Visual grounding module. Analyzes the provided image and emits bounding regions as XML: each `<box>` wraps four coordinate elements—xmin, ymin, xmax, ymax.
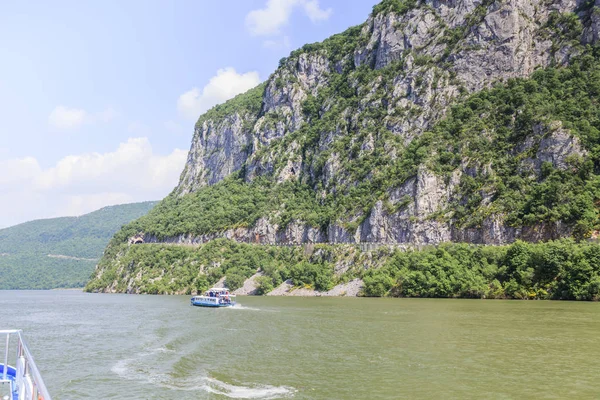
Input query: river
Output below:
<box><xmin>1</xmin><ymin>290</ymin><xmax>599</xmax><ymax>399</ymax></box>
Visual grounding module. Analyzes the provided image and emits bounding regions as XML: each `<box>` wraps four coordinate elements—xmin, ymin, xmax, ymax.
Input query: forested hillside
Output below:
<box><xmin>87</xmin><ymin>0</ymin><xmax>600</xmax><ymax>299</ymax></box>
<box><xmin>85</xmin><ymin>238</ymin><xmax>600</xmax><ymax>301</ymax></box>
<box><xmin>0</xmin><ymin>201</ymin><xmax>156</xmax><ymax>289</ymax></box>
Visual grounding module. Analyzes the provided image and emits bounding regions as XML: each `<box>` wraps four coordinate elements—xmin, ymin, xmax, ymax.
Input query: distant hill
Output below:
<box><xmin>0</xmin><ymin>201</ymin><xmax>157</xmax><ymax>289</ymax></box>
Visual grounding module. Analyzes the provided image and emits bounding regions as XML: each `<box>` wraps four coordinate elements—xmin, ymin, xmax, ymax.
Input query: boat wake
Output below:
<box><xmin>202</xmin><ymin>377</ymin><xmax>295</xmax><ymax>399</ymax></box>
<box><xmin>112</xmin><ymin>351</ymin><xmax>294</xmax><ymax>399</ymax></box>
<box><xmin>227</xmin><ymin>304</ymin><xmax>263</xmax><ymax>311</ymax></box>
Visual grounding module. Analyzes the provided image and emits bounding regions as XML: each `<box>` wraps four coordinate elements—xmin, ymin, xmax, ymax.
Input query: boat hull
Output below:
<box><xmin>0</xmin><ymin>364</ymin><xmax>17</xmax><ymax>399</ymax></box>
<box><xmin>190</xmin><ymin>289</ymin><xmax>236</xmax><ymax>308</ymax></box>
<box><xmin>190</xmin><ymin>300</ymin><xmax>235</xmax><ymax>307</ymax></box>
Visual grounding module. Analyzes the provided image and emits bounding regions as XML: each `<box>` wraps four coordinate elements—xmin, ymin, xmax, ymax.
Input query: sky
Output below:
<box><xmin>0</xmin><ymin>0</ymin><xmax>379</xmax><ymax>228</ymax></box>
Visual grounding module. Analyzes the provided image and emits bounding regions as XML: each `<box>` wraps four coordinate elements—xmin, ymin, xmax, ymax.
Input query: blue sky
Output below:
<box><xmin>0</xmin><ymin>0</ymin><xmax>379</xmax><ymax>228</ymax></box>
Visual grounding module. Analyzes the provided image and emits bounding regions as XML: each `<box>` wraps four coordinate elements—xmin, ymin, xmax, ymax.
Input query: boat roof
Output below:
<box><xmin>208</xmin><ymin>288</ymin><xmax>229</xmax><ymax>291</ymax></box>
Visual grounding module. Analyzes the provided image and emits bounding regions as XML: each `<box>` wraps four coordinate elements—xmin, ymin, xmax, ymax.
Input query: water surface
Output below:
<box><xmin>1</xmin><ymin>291</ymin><xmax>599</xmax><ymax>399</ymax></box>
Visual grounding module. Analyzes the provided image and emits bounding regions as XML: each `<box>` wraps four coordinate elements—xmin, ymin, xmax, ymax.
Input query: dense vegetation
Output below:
<box><xmin>195</xmin><ymin>83</ymin><xmax>266</xmax><ymax>130</ymax></box>
<box><xmin>0</xmin><ymin>201</ymin><xmax>156</xmax><ymax>289</ymax></box>
<box><xmin>110</xmin><ymin>49</ymin><xmax>600</xmax><ymax>241</ymax></box>
<box><xmin>116</xmin><ymin>176</ymin><xmax>332</xmax><ymax>240</ymax></box>
<box><xmin>372</xmin><ymin>0</ymin><xmax>418</xmax><ymax>16</ymax></box>
<box><xmin>85</xmin><ymin>239</ymin><xmax>336</xmax><ymax>294</ymax></box>
<box><xmin>364</xmin><ymin>239</ymin><xmax>600</xmax><ymax>300</ymax></box>
<box><xmin>87</xmin><ymin>238</ymin><xmax>600</xmax><ymax>301</ymax></box>
<box><xmin>429</xmin><ymin>50</ymin><xmax>600</xmax><ymax>235</ymax></box>
<box><xmin>88</xmin><ymin>3</ymin><xmax>600</xmax><ymax>300</ymax></box>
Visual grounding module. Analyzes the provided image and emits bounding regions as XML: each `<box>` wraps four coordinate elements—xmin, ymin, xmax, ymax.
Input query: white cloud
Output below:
<box><xmin>0</xmin><ymin>157</ymin><xmax>42</xmax><ymax>187</ymax></box>
<box><xmin>246</xmin><ymin>0</ymin><xmax>297</xmax><ymax>36</ymax></box>
<box><xmin>35</xmin><ymin>137</ymin><xmax>186</xmax><ymax>191</ymax></box>
<box><xmin>177</xmin><ymin>68</ymin><xmax>260</xmax><ymax>120</ymax></box>
<box><xmin>0</xmin><ymin>138</ymin><xmax>187</xmax><ymax>228</ymax></box>
<box><xmin>303</xmin><ymin>0</ymin><xmax>332</xmax><ymax>22</ymax></box>
<box><xmin>246</xmin><ymin>0</ymin><xmax>332</xmax><ymax>36</ymax></box>
<box><xmin>48</xmin><ymin>106</ymin><xmax>119</xmax><ymax>130</ymax></box>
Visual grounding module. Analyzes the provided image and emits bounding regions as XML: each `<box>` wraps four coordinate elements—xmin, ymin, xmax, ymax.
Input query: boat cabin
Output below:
<box><xmin>190</xmin><ymin>288</ymin><xmax>236</xmax><ymax>307</ymax></box>
<box><xmin>204</xmin><ymin>288</ymin><xmax>232</xmax><ymax>297</ymax></box>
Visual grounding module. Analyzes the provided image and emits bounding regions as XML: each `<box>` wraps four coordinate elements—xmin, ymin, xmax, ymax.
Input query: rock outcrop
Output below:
<box><xmin>179</xmin><ymin>0</ymin><xmax>590</xmax><ymax>188</ymax></box>
<box><xmin>80</xmin><ymin>0</ymin><xmax>597</xmax><ymax>271</ymax></box>
<box><xmin>87</xmin><ymin>0</ymin><xmax>600</xmax><ymax>297</ymax></box>
<box><xmin>164</xmin><ymin>0</ymin><xmax>599</xmax><ymax>246</ymax></box>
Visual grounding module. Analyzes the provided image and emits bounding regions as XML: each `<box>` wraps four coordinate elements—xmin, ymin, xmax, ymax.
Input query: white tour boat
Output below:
<box><xmin>0</xmin><ymin>330</ymin><xmax>52</xmax><ymax>400</ymax></box>
<box><xmin>190</xmin><ymin>288</ymin><xmax>236</xmax><ymax>307</ymax></box>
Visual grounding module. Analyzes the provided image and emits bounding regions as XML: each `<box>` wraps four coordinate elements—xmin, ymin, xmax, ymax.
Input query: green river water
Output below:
<box><xmin>1</xmin><ymin>290</ymin><xmax>600</xmax><ymax>399</ymax></box>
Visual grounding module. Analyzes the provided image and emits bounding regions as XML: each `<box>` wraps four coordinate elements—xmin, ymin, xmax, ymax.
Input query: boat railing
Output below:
<box><xmin>0</xmin><ymin>330</ymin><xmax>52</xmax><ymax>400</ymax></box>
<box><xmin>202</xmin><ymin>291</ymin><xmax>236</xmax><ymax>297</ymax></box>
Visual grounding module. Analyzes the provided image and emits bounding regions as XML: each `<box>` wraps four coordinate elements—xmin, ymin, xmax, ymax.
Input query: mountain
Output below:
<box><xmin>0</xmin><ymin>201</ymin><xmax>157</xmax><ymax>289</ymax></box>
<box><xmin>86</xmin><ymin>0</ymin><xmax>600</xmax><ymax>299</ymax></box>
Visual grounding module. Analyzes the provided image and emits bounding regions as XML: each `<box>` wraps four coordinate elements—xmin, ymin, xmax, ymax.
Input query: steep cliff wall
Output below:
<box><xmin>179</xmin><ymin>0</ymin><xmax>590</xmax><ymax>187</ymax></box>
<box><xmin>147</xmin><ymin>0</ymin><xmax>599</xmax><ymax>247</ymax></box>
<box><xmin>84</xmin><ymin>0</ymin><xmax>600</xmax><ymax>295</ymax></box>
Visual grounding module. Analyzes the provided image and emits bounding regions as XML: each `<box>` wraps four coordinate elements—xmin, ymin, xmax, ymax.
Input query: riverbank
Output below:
<box><xmin>229</xmin><ymin>273</ymin><xmax>364</xmax><ymax>297</ymax></box>
<box><xmin>85</xmin><ymin>238</ymin><xmax>600</xmax><ymax>300</ymax></box>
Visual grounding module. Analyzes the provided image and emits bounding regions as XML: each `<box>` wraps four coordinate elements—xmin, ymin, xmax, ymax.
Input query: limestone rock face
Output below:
<box><xmin>178</xmin><ymin>113</ymin><xmax>253</xmax><ymax>195</ymax></box>
<box><xmin>520</xmin><ymin>122</ymin><xmax>587</xmax><ymax>174</ymax></box>
<box><xmin>170</xmin><ymin>0</ymin><xmax>598</xmax><ymax>245</ymax></box>
<box><xmin>359</xmin><ymin>167</ymin><xmax>455</xmax><ymax>244</ymax></box>
<box><xmin>535</xmin><ymin>124</ymin><xmax>587</xmax><ymax>171</ymax></box>
<box><xmin>583</xmin><ymin>0</ymin><xmax>600</xmax><ymax>43</ymax></box>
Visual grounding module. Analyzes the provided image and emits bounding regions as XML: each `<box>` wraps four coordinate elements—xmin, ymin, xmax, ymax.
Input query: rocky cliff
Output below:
<box><xmin>86</xmin><ymin>0</ymin><xmax>600</xmax><ymax>296</ymax></box>
<box><xmin>165</xmin><ymin>0</ymin><xmax>600</xmax><ymax>245</ymax></box>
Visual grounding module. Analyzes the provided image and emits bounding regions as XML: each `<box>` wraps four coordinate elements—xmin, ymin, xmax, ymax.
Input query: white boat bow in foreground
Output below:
<box><xmin>0</xmin><ymin>330</ymin><xmax>51</xmax><ymax>400</ymax></box>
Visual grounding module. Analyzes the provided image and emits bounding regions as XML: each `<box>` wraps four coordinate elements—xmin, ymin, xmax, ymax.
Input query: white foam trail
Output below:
<box><xmin>111</xmin><ymin>359</ymin><xmax>131</xmax><ymax>378</ymax></box>
<box><xmin>112</xmin><ymin>356</ymin><xmax>295</xmax><ymax>399</ymax></box>
<box><xmin>150</xmin><ymin>346</ymin><xmax>174</xmax><ymax>353</ymax></box>
<box><xmin>111</xmin><ymin>357</ymin><xmax>173</xmax><ymax>387</ymax></box>
<box><xmin>228</xmin><ymin>304</ymin><xmax>262</xmax><ymax>311</ymax></box>
<box><xmin>228</xmin><ymin>304</ymin><xmax>280</xmax><ymax>313</ymax></box>
<box><xmin>202</xmin><ymin>377</ymin><xmax>295</xmax><ymax>399</ymax></box>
